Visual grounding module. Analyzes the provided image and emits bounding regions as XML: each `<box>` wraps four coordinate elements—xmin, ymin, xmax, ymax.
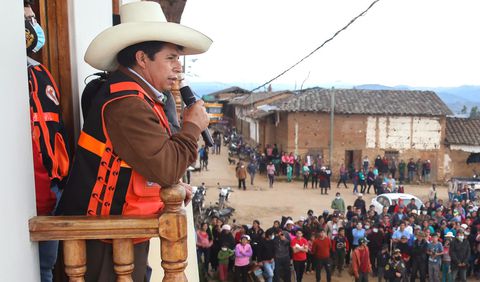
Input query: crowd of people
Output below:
<box><xmin>222</xmin><ymin>137</ymin><xmax>437</xmax><ymax>196</ymax></box>
<box><xmin>196</xmin><ymin>190</ymin><xmax>480</xmax><ymax>282</ymax></box>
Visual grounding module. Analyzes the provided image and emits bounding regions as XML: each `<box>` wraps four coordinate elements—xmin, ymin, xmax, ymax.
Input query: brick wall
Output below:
<box><xmin>260</xmin><ymin>112</ymin><xmax>448</xmax><ymax>181</ymax></box>
<box><xmin>445</xmin><ymin>149</ymin><xmax>480</xmax><ymax>180</ymax></box>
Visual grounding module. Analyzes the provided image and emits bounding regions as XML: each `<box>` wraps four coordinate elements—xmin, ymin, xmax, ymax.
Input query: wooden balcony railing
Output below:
<box><xmin>29</xmin><ymin>184</ymin><xmax>188</xmax><ymax>282</ymax></box>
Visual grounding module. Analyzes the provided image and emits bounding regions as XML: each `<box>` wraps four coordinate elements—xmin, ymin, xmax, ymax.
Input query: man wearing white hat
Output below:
<box><xmin>57</xmin><ymin>1</ymin><xmax>212</xmax><ymax>280</ymax></box>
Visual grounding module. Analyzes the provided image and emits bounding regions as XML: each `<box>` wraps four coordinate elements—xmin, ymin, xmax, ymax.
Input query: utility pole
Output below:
<box><xmin>329</xmin><ymin>88</ymin><xmax>335</xmax><ymax>167</ymax></box>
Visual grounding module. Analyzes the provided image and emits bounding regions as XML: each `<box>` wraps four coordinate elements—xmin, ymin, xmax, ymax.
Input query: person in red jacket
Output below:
<box><xmin>291</xmin><ymin>229</ymin><xmax>309</xmax><ymax>282</ymax></box>
<box><xmin>312</xmin><ymin>229</ymin><xmax>332</xmax><ymax>282</ymax></box>
<box><xmin>352</xmin><ymin>238</ymin><xmax>372</xmax><ymax>282</ymax></box>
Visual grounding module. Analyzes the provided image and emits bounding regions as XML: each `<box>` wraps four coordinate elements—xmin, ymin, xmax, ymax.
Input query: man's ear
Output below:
<box><xmin>135</xmin><ymin>50</ymin><xmax>147</xmax><ymax>69</ymax></box>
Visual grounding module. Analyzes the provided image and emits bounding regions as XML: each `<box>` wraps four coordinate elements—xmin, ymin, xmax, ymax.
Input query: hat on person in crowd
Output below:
<box><xmin>241</xmin><ymin>235</ymin><xmax>251</xmax><ymax>241</ymax></box>
<box><xmin>411</xmin><ymin>209</ymin><xmax>418</xmax><ymax>215</ymax></box>
<box><xmin>461</xmin><ymin>223</ymin><xmax>468</xmax><ymax>229</ymax></box>
<box><xmin>323</xmin><ymin>209</ymin><xmax>330</xmax><ymax>214</ymax></box>
<box><xmin>284</xmin><ymin>219</ymin><xmax>294</xmax><ymax>227</ymax></box>
<box><xmin>453</xmin><ymin>210</ymin><xmax>459</xmax><ymax>215</ymax></box>
<box><xmin>414</xmin><ymin>225</ymin><xmax>421</xmax><ymax>230</ymax></box>
<box><xmin>358</xmin><ymin>193</ymin><xmax>363</xmax><ymax>197</ymax></box>
<box><xmin>445</xmin><ymin>232</ymin><xmax>454</xmax><ymax>238</ymax></box>
<box><xmin>393</xmin><ymin>248</ymin><xmax>401</xmax><ymax>254</ymax></box>
<box><xmin>401</xmin><ymin>235</ymin><xmax>408</xmax><ymax>240</ymax></box>
<box><xmin>417</xmin><ymin>231</ymin><xmax>425</xmax><ymax>237</ymax></box>
<box><xmin>358</xmin><ymin>237</ymin><xmax>369</xmax><ymax>244</ymax></box>
<box><xmin>221</xmin><ymin>224</ymin><xmax>231</xmax><ymax>231</ymax></box>
<box><xmin>298</xmin><ymin>216</ymin><xmax>306</xmax><ymax>222</ymax></box>
<box><xmin>453</xmin><ymin>199</ymin><xmax>459</xmax><ymax>203</ymax></box>
<box><xmin>84</xmin><ymin>1</ymin><xmax>212</xmax><ymax>71</ymax></box>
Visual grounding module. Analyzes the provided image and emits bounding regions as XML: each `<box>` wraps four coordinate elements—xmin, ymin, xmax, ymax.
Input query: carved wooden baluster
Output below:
<box><xmin>159</xmin><ymin>184</ymin><xmax>188</xmax><ymax>282</ymax></box>
<box><xmin>113</xmin><ymin>238</ymin><xmax>134</xmax><ymax>282</ymax></box>
<box><xmin>63</xmin><ymin>240</ymin><xmax>87</xmax><ymax>282</ymax></box>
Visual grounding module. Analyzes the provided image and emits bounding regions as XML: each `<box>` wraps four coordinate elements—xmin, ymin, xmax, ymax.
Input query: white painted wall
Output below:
<box><xmin>366</xmin><ymin>116</ymin><xmax>376</xmax><ymax>148</ymax></box>
<box><xmin>0</xmin><ymin>1</ymin><xmax>40</xmax><ymax>281</ymax></box>
<box><xmin>449</xmin><ymin>145</ymin><xmax>480</xmax><ymax>153</ymax></box>
<box><xmin>412</xmin><ymin>117</ymin><xmax>441</xmax><ymax>150</ymax></box>
<box><xmin>366</xmin><ymin>116</ymin><xmax>441</xmax><ymax>150</ymax></box>
<box><xmin>68</xmin><ymin>0</ymin><xmax>112</xmax><ymax>130</ymax></box>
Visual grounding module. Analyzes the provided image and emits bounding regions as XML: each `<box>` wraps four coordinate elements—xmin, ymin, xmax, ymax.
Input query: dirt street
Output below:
<box><xmin>189</xmin><ymin>145</ymin><xmax>450</xmax><ymax>282</ymax></box>
<box><xmin>193</xmin><ymin>146</ymin><xmax>447</xmax><ymax>227</ymax></box>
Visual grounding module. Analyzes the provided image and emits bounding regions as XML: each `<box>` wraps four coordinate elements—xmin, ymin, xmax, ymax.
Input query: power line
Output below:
<box><xmin>250</xmin><ymin>0</ymin><xmax>382</xmax><ymax>92</ymax></box>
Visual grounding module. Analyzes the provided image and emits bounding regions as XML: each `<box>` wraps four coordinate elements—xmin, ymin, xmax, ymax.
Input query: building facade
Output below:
<box><xmin>444</xmin><ymin>117</ymin><xmax>480</xmax><ymax>178</ymax></box>
<box><xmin>245</xmin><ymin>88</ymin><xmax>453</xmax><ymax>182</ymax></box>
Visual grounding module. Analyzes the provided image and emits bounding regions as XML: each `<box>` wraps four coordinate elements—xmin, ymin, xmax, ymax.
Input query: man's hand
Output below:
<box><xmin>183</xmin><ymin>100</ymin><xmax>209</xmax><ymax>132</ymax></box>
<box><xmin>178</xmin><ymin>182</ymin><xmax>193</xmax><ymax>206</ymax></box>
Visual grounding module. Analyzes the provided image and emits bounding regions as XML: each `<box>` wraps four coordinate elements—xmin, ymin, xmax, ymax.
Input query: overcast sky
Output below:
<box><xmin>179</xmin><ymin>0</ymin><xmax>480</xmax><ymax>88</ymax></box>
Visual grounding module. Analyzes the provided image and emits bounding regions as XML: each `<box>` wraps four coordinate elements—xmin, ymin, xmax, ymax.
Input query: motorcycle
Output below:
<box><xmin>204</xmin><ymin>205</ymin><xmax>235</xmax><ymax>224</ymax></box>
<box><xmin>218</xmin><ymin>185</ymin><xmax>233</xmax><ymax>209</ymax></box>
<box><xmin>192</xmin><ymin>184</ymin><xmax>206</xmax><ymax>215</ymax></box>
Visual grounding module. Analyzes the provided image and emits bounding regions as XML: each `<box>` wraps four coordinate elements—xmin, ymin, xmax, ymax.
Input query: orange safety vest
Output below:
<box><xmin>28</xmin><ymin>63</ymin><xmax>70</xmax><ymax>215</ymax></box>
<box><xmin>60</xmin><ymin>74</ymin><xmax>171</xmax><ymax>220</ymax></box>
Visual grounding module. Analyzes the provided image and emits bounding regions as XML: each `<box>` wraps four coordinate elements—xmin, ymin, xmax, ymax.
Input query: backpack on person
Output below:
<box><xmin>81</xmin><ymin>72</ymin><xmax>109</xmax><ymax>120</ymax></box>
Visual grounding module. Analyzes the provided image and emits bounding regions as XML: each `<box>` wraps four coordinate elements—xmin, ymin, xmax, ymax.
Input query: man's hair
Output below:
<box><xmin>117</xmin><ymin>41</ymin><xmax>166</xmax><ymax>68</ymax></box>
<box><xmin>24</xmin><ymin>0</ymin><xmax>35</xmax><ymax>7</ymax></box>
<box><xmin>117</xmin><ymin>41</ymin><xmax>182</xmax><ymax>68</ymax></box>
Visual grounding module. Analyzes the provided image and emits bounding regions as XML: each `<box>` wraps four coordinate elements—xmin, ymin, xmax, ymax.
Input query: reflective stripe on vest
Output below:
<box><xmin>32</xmin><ymin>112</ymin><xmax>59</xmax><ymax>123</ymax></box>
<box><xmin>78</xmin><ymin>131</ymin><xmax>130</xmax><ymax>168</ymax></box>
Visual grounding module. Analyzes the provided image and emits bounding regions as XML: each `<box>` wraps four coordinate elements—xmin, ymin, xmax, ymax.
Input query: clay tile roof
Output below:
<box><xmin>202</xmin><ymin>87</ymin><xmax>251</xmax><ymax>102</ymax></box>
<box><xmin>276</xmin><ymin>88</ymin><xmax>452</xmax><ymax>116</ymax></box>
<box><xmin>446</xmin><ymin>117</ymin><xmax>480</xmax><ymax>146</ymax></box>
<box><xmin>229</xmin><ymin>90</ymin><xmax>293</xmax><ymax>106</ymax></box>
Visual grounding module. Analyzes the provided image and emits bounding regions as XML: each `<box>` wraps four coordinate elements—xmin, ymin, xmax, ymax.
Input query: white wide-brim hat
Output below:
<box><xmin>85</xmin><ymin>1</ymin><xmax>212</xmax><ymax>72</ymax></box>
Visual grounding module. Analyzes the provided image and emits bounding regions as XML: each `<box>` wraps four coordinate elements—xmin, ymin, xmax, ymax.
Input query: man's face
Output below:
<box><xmin>139</xmin><ymin>43</ymin><xmax>182</xmax><ymax>92</ymax></box>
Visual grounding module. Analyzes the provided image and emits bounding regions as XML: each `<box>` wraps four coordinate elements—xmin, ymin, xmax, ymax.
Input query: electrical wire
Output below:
<box><xmin>250</xmin><ymin>0</ymin><xmax>382</xmax><ymax>92</ymax></box>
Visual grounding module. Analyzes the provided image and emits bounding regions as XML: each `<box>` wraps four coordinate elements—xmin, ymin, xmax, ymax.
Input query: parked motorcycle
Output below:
<box><xmin>218</xmin><ymin>185</ymin><xmax>233</xmax><ymax>209</ymax></box>
<box><xmin>204</xmin><ymin>205</ymin><xmax>235</xmax><ymax>224</ymax></box>
<box><xmin>192</xmin><ymin>184</ymin><xmax>206</xmax><ymax>215</ymax></box>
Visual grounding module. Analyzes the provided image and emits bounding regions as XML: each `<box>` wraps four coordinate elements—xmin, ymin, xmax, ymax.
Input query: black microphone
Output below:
<box><xmin>180</xmin><ymin>86</ymin><xmax>214</xmax><ymax>147</ymax></box>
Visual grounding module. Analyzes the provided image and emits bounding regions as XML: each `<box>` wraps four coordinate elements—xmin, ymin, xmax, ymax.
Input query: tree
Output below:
<box><xmin>461</xmin><ymin>105</ymin><xmax>467</xmax><ymax>115</ymax></box>
<box><xmin>470</xmin><ymin>106</ymin><xmax>480</xmax><ymax>118</ymax></box>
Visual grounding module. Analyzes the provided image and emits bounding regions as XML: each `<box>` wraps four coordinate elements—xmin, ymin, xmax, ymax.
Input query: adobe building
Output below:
<box><xmin>229</xmin><ymin>90</ymin><xmax>294</xmax><ymax>141</ymax></box>
<box><xmin>202</xmin><ymin>86</ymin><xmax>250</xmax><ymax>126</ymax></box>
<box><xmin>245</xmin><ymin>88</ymin><xmax>453</xmax><ymax>181</ymax></box>
<box><xmin>444</xmin><ymin>117</ymin><xmax>480</xmax><ymax>178</ymax></box>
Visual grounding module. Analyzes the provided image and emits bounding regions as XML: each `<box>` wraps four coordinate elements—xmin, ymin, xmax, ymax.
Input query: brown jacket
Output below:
<box><xmin>352</xmin><ymin>246</ymin><xmax>372</xmax><ymax>277</ymax></box>
<box><xmin>236</xmin><ymin>163</ymin><xmax>247</xmax><ymax>180</ymax></box>
<box><xmin>104</xmin><ymin>68</ymin><xmax>201</xmax><ymax>187</ymax></box>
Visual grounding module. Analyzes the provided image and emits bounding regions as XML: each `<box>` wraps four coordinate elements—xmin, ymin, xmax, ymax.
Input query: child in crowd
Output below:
<box><xmin>217</xmin><ymin>243</ymin><xmax>235</xmax><ymax>282</ymax></box>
